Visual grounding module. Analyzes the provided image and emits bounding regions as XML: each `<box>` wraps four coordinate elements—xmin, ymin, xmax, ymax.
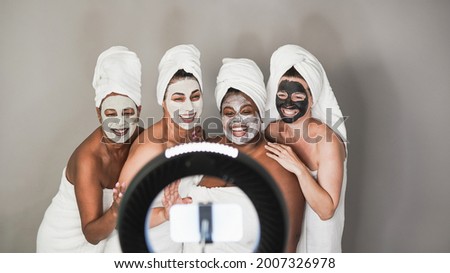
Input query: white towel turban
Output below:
<box><xmin>215</xmin><ymin>58</ymin><xmax>266</xmax><ymax>119</ymax></box>
<box><xmin>156</xmin><ymin>44</ymin><xmax>203</xmax><ymax>106</ymax></box>
<box><xmin>92</xmin><ymin>46</ymin><xmax>142</xmax><ymax>107</ymax></box>
<box><xmin>266</xmin><ymin>44</ymin><xmax>347</xmax><ymax>142</ymax></box>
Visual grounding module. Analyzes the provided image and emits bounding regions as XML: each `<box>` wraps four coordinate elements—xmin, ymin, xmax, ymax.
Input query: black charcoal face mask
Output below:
<box><xmin>276</xmin><ymin>80</ymin><xmax>309</xmax><ymax>123</ymax></box>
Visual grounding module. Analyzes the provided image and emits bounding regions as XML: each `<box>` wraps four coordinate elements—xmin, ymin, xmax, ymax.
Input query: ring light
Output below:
<box><xmin>118</xmin><ymin>142</ymin><xmax>288</xmax><ymax>252</ymax></box>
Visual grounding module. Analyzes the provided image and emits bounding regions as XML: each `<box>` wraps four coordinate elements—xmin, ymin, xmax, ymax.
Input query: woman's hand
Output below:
<box><xmin>112</xmin><ymin>182</ymin><xmax>126</xmax><ymax>217</ymax></box>
<box><xmin>161</xmin><ymin>180</ymin><xmax>193</xmax><ymax>221</ymax></box>
<box><xmin>265</xmin><ymin>142</ymin><xmax>306</xmax><ymax>176</ymax></box>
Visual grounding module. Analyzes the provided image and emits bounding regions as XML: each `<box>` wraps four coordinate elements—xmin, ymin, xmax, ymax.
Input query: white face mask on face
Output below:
<box><xmin>221</xmin><ymin>93</ymin><xmax>261</xmax><ymax>145</ymax></box>
<box><xmin>164</xmin><ymin>79</ymin><xmax>203</xmax><ymax>130</ymax></box>
<box><xmin>100</xmin><ymin>95</ymin><xmax>138</xmax><ymax>143</ymax></box>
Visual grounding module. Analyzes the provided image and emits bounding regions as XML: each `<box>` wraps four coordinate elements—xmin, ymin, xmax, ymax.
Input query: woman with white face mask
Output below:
<box><xmin>36</xmin><ymin>46</ymin><xmax>143</xmax><ymax>252</ymax></box>
<box><xmin>102</xmin><ymin>45</ymin><xmax>204</xmax><ymax>253</ymax></box>
<box><xmin>117</xmin><ymin>44</ymin><xmax>204</xmax><ymax>189</ymax></box>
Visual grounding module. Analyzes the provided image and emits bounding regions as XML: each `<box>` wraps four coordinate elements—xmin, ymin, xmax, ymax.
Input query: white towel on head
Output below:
<box><xmin>92</xmin><ymin>46</ymin><xmax>142</xmax><ymax>107</ymax></box>
<box><xmin>215</xmin><ymin>58</ymin><xmax>266</xmax><ymax>118</ymax></box>
<box><xmin>266</xmin><ymin>45</ymin><xmax>347</xmax><ymax>143</ymax></box>
<box><xmin>156</xmin><ymin>44</ymin><xmax>203</xmax><ymax>106</ymax></box>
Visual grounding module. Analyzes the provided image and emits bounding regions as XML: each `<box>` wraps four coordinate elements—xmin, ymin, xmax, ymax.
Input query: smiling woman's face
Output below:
<box><xmin>100</xmin><ymin>94</ymin><xmax>138</xmax><ymax>143</ymax></box>
<box><xmin>276</xmin><ymin>76</ymin><xmax>311</xmax><ymax>123</ymax></box>
<box><xmin>164</xmin><ymin>78</ymin><xmax>203</xmax><ymax>130</ymax></box>
<box><xmin>221</xmin><ymin>91</ymin><xmax>261</xmax><ymax>145</ymax></box>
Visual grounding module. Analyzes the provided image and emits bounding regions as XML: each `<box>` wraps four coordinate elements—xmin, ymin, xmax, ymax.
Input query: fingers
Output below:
<box><xmin>264</xmin><ymin>144</ymin><xmax>280</xmax><ymax>155</ymax></box>
<box><xmin>163</xmin><ymin>181</ymin><xmax>183</xmax><ymax>206</ymax></box>
<box><xmin>265</xmin><ymin>143</ymin><xmax>288</xmax><ymax>159</ymax></box>
<box><xmin>181</xmin><ymin>196</ymin><xmax>193</xmax><ymax>204</ymax></box>
<box><xmin>168</xmin><ymin>183</ymin><xmax>179</xmax><ymax>200</ymax></box>
<box><xmin>119</xmin><ymin>182</ymin><xmax>127</xmax><ymax>194</ymax></box>
<box><xmin>266</xmin><ymin>142</ymin><xmax>297</xmax><ymax>159</ymax></box>
<box><xmin>112</xmin><ymin>182</ymin><xmax>127</xmax><ymax>214</ymax></box>
<box><xmin>113</xmin><ymin>182</ymin><xmax>126</xmax><ymax>201</ymax></box>
<box><xmin>162</xmin><ymin>181</ymin><xmax>191</xmax><ymax>221</ymax></box>
<box><xmin>266</xmin><ymin>151</ymin><xmax>282</xmax><ymax>164</ymax></box>
<box><xmin>163</xmin><ymin>185</ymin><xmax>173</xmax><ymax>206</ymax></box>
<box><xmin>265</xmin><ymin>142</ymin><xmax>284</xmax><ymax>153</ymax></box>
<box><xmin>164</xmin><ymin>180</ymin><xmax>180</xmax><ymax>196</ymax></box>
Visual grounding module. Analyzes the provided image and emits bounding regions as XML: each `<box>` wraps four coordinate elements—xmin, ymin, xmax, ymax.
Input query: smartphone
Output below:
<box><xmin>169</xmin><ymin>203</ymin><xmax>243</xmax><ymax>243</ymax></box>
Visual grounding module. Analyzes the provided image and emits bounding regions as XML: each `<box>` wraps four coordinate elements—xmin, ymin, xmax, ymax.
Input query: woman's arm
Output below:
<box><xmin>74</xmin><ymin>156</ymin><xmax>119</xmax><ymax>245</ymax></box>
<box><xmin>117</xmin><ymin>141</ymin><xmax>169</xmax><ymax>228</ymax></box>
<box><xmin>265</xmin><ymin>133</ymin><xmax>345</xmax><ymax>220</ymax></box>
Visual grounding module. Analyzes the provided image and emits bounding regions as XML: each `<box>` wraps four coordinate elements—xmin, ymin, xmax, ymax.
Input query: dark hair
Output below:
<box><xmin>220</xmin><ymin>88</ymin><xmax>260</xmax><ymax>116</ymax></box>
<box><xmin>220</xmin><ymin>88</ymin><xmax>243</xmax><ymax>112</ymax></box>
<box><xmin>168</xmin><ymin>69</ymin><xmax>197</xmax><ymax>85</ymax></box>
<box><xmin>281</xmin><ymin>66</ymin><xmax>311</xmax><ymax>96</ymax></box>
<box><xmin>163</xmin><ymin>69</ymin><xmax>200</xmax><ymax>101</ymax></box>
<box><xmin>226</xmin><ymin>87</ymin><xmax>241</xmax><ymax>96</ymax></box>
<box><xmin>282</xmin><ymin>66</ymin><xmax>305</xmax><ymax>80</ymax></box>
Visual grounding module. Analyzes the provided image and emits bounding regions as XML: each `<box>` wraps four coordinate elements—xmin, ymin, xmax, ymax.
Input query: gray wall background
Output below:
<box><xmin>1</xmin><ymin>0</ymin><xmax>449</xmax><ymax>252</ymax></box>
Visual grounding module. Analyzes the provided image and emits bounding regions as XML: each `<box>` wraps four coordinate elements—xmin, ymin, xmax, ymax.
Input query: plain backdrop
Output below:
<box><xmin>1</xmin><ymin>0</ymin><xmax>449</xmax><ymax>252</ymax></box>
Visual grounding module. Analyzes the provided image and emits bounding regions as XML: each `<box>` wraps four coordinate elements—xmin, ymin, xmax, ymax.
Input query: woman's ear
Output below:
<box><xmin>137</xmin><ymin>105</ymin><xmax>142</xmax><ymax>116</ymax></box>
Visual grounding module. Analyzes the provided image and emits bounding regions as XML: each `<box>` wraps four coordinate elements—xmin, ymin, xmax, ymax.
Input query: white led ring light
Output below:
<box><xmin>118</xmin><ymin>142</ymin><xmax>288</xmax><ymax>252</ymax></box>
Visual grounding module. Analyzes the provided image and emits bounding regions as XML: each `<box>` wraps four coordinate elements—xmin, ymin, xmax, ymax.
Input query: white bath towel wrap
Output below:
<box><xmin>92</xmin><ymin>46</ymin><xmax>142</xmax><ymax>107</ymax></box>
<box><xmin>215</xmin><ymin>58</ymin><xmax>266</xmax><ymax>118</ymax></box>
<box><xmin>156</xmin><ymin>44</ymin><xmax>203</xmax><ymax>106</ymax></box>
<box><xmin>36</xmin><ymin>168</ymin><xmax>115</xmax><ymax>252</ymax></box>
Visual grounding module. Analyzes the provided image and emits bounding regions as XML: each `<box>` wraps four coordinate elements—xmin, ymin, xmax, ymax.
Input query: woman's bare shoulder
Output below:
<box><xmin>66</xmin><ymin>128</ymin><xmax>104</xmax><ymax>183</ymax></box>
<box><xmin>310</xmin><ymin>121</ymin><xmax>345</xmax><ymax>160</ymax></box>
